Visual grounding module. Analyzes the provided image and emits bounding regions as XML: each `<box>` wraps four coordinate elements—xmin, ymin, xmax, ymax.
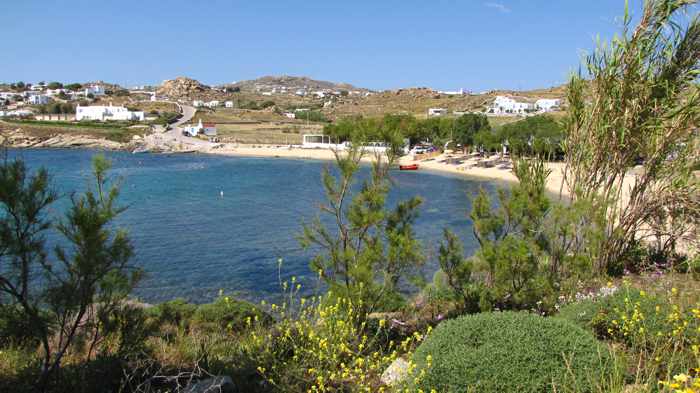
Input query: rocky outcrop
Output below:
<box><xmin>158</xmin><ymin>77</ymin><xmax>209</xmax><ymax>99</ymax></box>
<box><xmin>0</xmin><ymin>129</ymin><xmax>125</xmax><ymax>150</ymax></box>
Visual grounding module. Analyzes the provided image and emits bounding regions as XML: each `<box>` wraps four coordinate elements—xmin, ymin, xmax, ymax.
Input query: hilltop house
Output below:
<box><xmin>535</xmin><ymin>98</ymin><xmax>561</xmax><ymax>112</ymax></box>
<box><xmin>76</xmin><ymin>104</ymin><xmax>144</xmax><ymax>121</ymax></box>
<box><xmin>428</xmin><ymin>108</ymin><xmax>448</xmax><ymax>117</ymax></box>
<box><xmin>490</xmin><ymin>96</ymin><xmax>534</xmax><ymax>114</ymax></box>
<box><xmin>84</xmin><ymin>85</ymin><xmax>105</xmax><ymax>96</ymax></box>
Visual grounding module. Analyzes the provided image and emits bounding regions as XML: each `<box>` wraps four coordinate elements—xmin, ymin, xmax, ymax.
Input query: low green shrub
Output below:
<box><xmin>557</xmin><ymin>286</ymin><xmax>668</xmax><ymax>341</ymax></box>
<box><xmin>412</xmin><ymin>311</ymin><xmax>613</xmax><ymax>393</ymax></box>
<box><xmin>193</xmin><ymin>296</ymin><xmax>271</xmax><ymax>332</ymax></box>
<box><xmin>147</xmin><ymin>298</ymin><xmax>197</xmax><ymax>329</ymax></box>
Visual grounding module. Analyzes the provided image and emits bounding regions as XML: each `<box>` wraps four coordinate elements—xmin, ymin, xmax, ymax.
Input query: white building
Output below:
<box><xmin>490</xmin><ymin>96</ymin><xmax>535</xmax><ymax>114</ymax></box>
<box><xmin>225</xmin><ymin>101</ymin><xmax>234</xmax><ymax>108</ymax></box>
<box><xmin>283</xmin><ymin>112</ymin><xmax>296</xmax><ymax>119</ymax></box>
<box><xmin>193</xmin><ymin>100</ymin><xmax>204</xmax><ymax>107</ymax></box>
<box><xmin>535</xmin><ymin>98</ymin><xmax>561</xmax><ymax>112</ymax></box>
<box><xmin>182</xmin><ymin>119</ymin><xmax>217</xmax><ymax>136</ymax></box>
<box><xmin>28</xmin><ymin>95</ymin><xmax>50</xmax><ymax>105</ymax></box>
<box><xmin>204</xmin><ymin>100</ymin><xmax>220</xmax><ymax>108</ymax></box>
<box><xmin>75</xmin><ymin>104</ymin><xmax>145</xmax><ymax>121</ymax></box>
<box><xmin>45</xmin><ymin>89</ymin><xmax>66</xmax><ymax>97</ymax></box>
<box><xmin>84</xmin><ymin>85</ymin><xmax>106</xmax><ymax>96</ymax></box>
<box><xmin>428</xmin><ymin>108</ymin><xmax>447</xmax><ymax>117</ymax></box>
<box><xmin>302</xmin><ymin>134</ymin><xmax>348</xmax><ymax>150</ymax></box>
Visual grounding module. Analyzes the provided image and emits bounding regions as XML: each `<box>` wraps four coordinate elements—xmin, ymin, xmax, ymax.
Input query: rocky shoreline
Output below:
<box><xmin>0</xmin><ymin>128</ymin><xmax>128</xmax><ymax>150</ymax></box>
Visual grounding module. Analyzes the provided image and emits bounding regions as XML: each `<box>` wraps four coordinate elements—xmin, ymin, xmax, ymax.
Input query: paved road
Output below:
<box><xmin>145</xmin><ymin>102</ymin><xmax>213</xmax><ymax>151</ymax></box>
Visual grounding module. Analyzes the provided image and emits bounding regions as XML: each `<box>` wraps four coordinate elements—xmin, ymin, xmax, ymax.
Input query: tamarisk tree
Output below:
<box><xmin>0</xmin><ymin>155</ymin><xmax>140</xmax><ymax>391</ymax></box>
<box><xmin>300</xmin><ymin>145</ymin><xmax>423</xmax><ymax>316</ymax></box>
<box><xmin>563</xmin><ymin>0</ymin><xmax>700</xmax><ymax>272</ymax></box>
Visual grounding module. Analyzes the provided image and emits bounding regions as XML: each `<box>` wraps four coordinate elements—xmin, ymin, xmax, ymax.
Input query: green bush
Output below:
<box><xmin>413</xmin><ymin>312</ymin><xmax>613</xmax><ymax>393</ymax></box>
<box><xmin>147</xmin><ymin>298</ymin><xmax>197</xmax><ymax>329</ymax></box>
<box><xmin>557</xmin><ymin>286</ymin><xmax>668</xmax><ymax>344</ymax></box>
<box><xmin>193</xmin><ymin>296</ymin><xmax>271</xmax><ymax>331</ymax></box>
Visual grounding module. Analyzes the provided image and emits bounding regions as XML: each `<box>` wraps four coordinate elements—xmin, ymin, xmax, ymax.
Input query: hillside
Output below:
<box><xmin>225</xmin><ymin>75</ymin><xmax>369</xmax><ymax>93</ymax></box>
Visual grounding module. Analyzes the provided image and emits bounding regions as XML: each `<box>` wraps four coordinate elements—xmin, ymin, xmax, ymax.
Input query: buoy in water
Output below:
<box><xmin>220</xmin><ymin>190</ymin><xmax>224</xmax><ymax>198</ymax></box>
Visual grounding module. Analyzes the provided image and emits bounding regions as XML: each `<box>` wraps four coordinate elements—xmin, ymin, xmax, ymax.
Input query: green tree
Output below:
<box><xmin>300</xmin><ymin>145</ymin><xmax>424</xmax><ymax>316</ymax></box>
<box><xmin>47</xmin><ymin>82</ymin><xmax>63</xmax><ymax>90</ymax></box>
<box><xmin>453</xmin><ymin>113</ymin><xmax>491</xmax><ymax>152</ymax></box>
<box><xmin>437</xmin><ymin>229</ymin><xmax>480</xmax><ymax>313</ymax></box>
<box><xmin>0</xmin><ymin>155</ymin><xmax>140</xmax><ymax>391</ymax></box>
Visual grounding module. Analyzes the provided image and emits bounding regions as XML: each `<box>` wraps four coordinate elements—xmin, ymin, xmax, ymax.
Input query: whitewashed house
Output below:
<box><xmin>85</xmin><ymin>85</ymin><xmax>105</xmax><ymax>96</ymax></box>
<box><xmin>283</xmin><ymin>112</ymin><xmax>296</xmax><ymax>119</ymax></box>
<box><xmin>193</xmin><ymin>100</ymin><xmax>204</xmax><ymax>107</ymax></box>
<box><xmin>491</xmin><ymin>96</ymin><xmax>535</xmax><ymax>114</ymax></box>
<box><xmin>428</xmin><ymin>108</ymin><xmax>447</xmax><ymax>117</ymax></box>
<box><xmin>225</xmin><ymin>101</ymin><xmax>234</xmax><ymax>108</ymax></box>
<box><xmin>75</xmin><ymin>104</ymin><xmax>145</xmax><ymax>121</ymax></box>
<box><xmin>535</xmin><ymin>99</ymin><xmax>561</xmax><ymax>112</ymax></box>
<box><xmin>204</xmin><ymin>100</ymin><xmax>220</xmax><ymax>108</ymax></box>
<box><xmin>28</xmin><ymin>95</ymin><xmax>50</xmax><ymax>105</ymax></box>
<box><xmin>183</xmin><ymin>119</ymin><xmax>216</xmax><ymax>136</ymax></box>
<box><xmin>183</xmin><ymin>119</ymin><xmax>203</xmax><ymax>136</ymax></box>
<box><xmin>45</xmin><ymin>89</ymin><xmax>66</xmax><ymax>97</ymax></box>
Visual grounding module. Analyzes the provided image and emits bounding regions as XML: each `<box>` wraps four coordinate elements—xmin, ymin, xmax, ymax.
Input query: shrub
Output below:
<box><xmin>559</xmin><ymin>282</ymin><xmax>700</xmax><ymax>382</ymax></box>
<box><xmin>193</xmin><ymin>295</ymin><xmax>271</xmax><ymax>332</ymax></box>
<box><xmin>148</xmin><ymin>298</ymin><xmax>197</xmax><ymax>329</ymax></box>
<box><xmin>412</xmin><ymin>311</ymin><xmax>613</xmax><ymax>393</ymax></box>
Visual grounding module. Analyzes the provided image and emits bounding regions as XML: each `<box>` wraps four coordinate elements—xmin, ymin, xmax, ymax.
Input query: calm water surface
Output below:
<box><xmin>9</xmin><ymin>149</ymin><xmax>506</xmax><ymax>303</ymax></box>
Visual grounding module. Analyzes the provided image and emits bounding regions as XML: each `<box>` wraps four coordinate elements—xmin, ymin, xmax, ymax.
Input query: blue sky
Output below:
<box><xmin>1</xmin><ymin>1</ymin><xmax>697</xmax><ymax>91</ymax></box>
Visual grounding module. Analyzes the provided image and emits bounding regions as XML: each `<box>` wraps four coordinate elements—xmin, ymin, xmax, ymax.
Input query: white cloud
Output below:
<box><xmin>484</xmin><ymin>2</ymin><xmax>511</xmax><ymax>13</ymax></box>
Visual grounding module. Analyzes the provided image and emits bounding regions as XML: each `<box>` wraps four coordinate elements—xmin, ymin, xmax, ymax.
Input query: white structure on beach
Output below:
<box><xmin>301</xmin><ymin>134</ymin><xmax>348</xmax><ymax>150</ymax></box>
<box><xmin>490</xmin><ymin>96</ymin><xmax>534</xmax><ymax>114</ymax></box>
<box><xmin>535</xmin><ymin>98</ymin><xmax>561</xmax><ymax>112</ymax></box>
<box><xmin>428</xmin><ymin>108</ymin><xmax>447</xmax><ymax>117</ymax></box>
<box><xmin>75</xmin><ymin>104</ymin><xmax>145</xmax><ymax>121</ymax></box>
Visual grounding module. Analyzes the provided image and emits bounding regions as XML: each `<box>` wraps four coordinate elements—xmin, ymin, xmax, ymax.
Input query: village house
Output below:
<box><xmin>84</xmin><ymin>85</ymin><xmax>105</xmax><ymax>96</ymax></box>
<box><xmin>204</xmin><ymin>100</ymin><xmax>220</xmax><ymax>108</ymax></box>
<box><xmin>75</xmin><ymin>104</ymin><xmax>145</xmax><ymax>121</ymax></box>
<box><xmin>182</xmin><ymin>119</ymin><xmax>217</xmax><ymax>137</ymax></box>
<box><xmin>225</xmin><ymin>101</ymin><xmax>234</xmax><ymax>108</ymax></box>
<box><xmin>428</xmin><ymin>108</ymin><xmax>448</xmax><ymax>117</ymax></box>
<box><xmin>283</xmin><ymin>112</ymin><xmax>296</xmax><ymax>119</ymax></box>
<box><xmin>535</xmin><ymin>98</ymin><xmax>561</xmax><ymax>112</ymax></box>
<box><xmin>193</xmin><ymin>100</ymin><xmax>204</xmax><ymax>107</ymax></box>
<box><xmin>490</xmin><ymin>96</ymin><xmax>535</xmax><ymax>114</ymax></box>
<box><xmin>28</xmin><ymin>95</ymin><xmax>50</xmax><ymax>105</ymax></box>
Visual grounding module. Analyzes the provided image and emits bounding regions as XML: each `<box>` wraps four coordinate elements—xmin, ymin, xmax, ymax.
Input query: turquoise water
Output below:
<box><xmin>8</xmin><ymin>149</ymin><xmax>505</xmax><ymax>304</ymax></box>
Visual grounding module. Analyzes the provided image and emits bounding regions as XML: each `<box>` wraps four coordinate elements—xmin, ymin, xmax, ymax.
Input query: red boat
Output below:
<box><xmin>399</xmin><ymin>164</ymin><xmax>419</xmax><ymax>171</ymax></box>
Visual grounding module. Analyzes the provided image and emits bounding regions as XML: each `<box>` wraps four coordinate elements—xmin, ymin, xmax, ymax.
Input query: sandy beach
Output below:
<box><xmin>206</xmin><ymin>144</ymin><xmax>569</xmax><ymax>197</ymax></box>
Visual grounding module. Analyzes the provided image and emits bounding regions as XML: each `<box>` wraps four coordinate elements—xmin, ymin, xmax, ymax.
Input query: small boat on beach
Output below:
<box><xmin>399</xmin><ymin>164</ymin><xmax>419</xmax><ymax>171</ymax></box>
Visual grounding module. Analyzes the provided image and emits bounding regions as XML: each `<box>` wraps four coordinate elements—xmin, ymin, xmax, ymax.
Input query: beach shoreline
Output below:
<box><xmin>206</xmin><ymin>145</ymin><xmax>569</xmax><ymax>196</ymax></box>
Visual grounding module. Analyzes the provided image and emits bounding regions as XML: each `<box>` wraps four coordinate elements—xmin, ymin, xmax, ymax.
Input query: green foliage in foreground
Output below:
<box><xmin>413</xmin><ymin>311</ymin><xmax>614</xmax><ymax>393</ymax></box>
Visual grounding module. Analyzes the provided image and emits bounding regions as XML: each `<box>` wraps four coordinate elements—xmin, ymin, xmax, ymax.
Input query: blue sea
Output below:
<box><xmin>7</xmin><ymin>149</ymin><xmax>506</xmax><ymax>304</ymax></box>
